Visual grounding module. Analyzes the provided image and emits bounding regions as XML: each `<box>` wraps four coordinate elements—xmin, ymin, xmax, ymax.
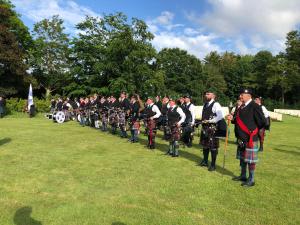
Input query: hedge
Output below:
<box><xmin>5</xmin><ymin>98</ymin><xmax>51</xmax><ymax>114</ymax></box>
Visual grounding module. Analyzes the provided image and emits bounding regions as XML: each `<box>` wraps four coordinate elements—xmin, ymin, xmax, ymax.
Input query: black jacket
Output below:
<box><xmin>232</xmin><ymin>101</ymin><xmax>266</xmax><ymax>142</ymax></box>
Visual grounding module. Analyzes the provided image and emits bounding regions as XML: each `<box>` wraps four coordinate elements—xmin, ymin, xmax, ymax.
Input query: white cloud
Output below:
<box><xmin>11</xmin><ymin>0</ymin><xmax>101</xmax><ymax>33</ymax></box>
<box><xmin>198</xmin><ymin>0</ymin><xmax>300</xmax><ymax>38</ymax></box>
<box><xmin>147</xmin><ymin>11</ymin><xmax>222</xmax><ymax>59</ymax></box>
<box><xmin>152</xmin><ymin>32</ymin><xmax>221</xmax><ymax>59</ymax></box>
<box><xmin>147</xmin><ymin>11</ymin><xmax>184</xmax><ymax>32</ymax></box>
<box><xmin>187</xmin><ymin>0</ymin><xmax>300</xmax><ymax>54</ymax></box>
<box><xmin>155</xmin><ymin>11</ymin><xmax>174</xmax><ymax>25</ymax></box>
<box><xmin>183</xmin><ymin>28</ymin><xmax>200</xmax><ymax>36</ymax></box>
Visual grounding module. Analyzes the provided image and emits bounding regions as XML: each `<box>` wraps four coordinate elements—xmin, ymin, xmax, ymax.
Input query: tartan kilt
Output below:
<box><xmin>237</xmin><ymin>141</ymin><xmax>259</xmax><ymax>163</ymax></box>
<box><xmin>170</xmin><ymin>125</ymin><xmax>181</xmax><ymax>141</ymax></box>
<box><xmin>200</xmin><ymin>125</ymin><xmax>219</xmax><ymax>149</ymax></box>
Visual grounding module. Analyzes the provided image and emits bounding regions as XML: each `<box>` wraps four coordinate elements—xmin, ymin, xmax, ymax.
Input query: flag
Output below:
<box><xmin>28</xmin><ymin>84</ymin><xmax>33</xmax><ymax>111</ymax></box>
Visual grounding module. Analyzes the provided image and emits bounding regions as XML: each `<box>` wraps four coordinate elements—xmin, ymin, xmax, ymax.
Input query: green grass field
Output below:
<box><xmin>0</xmin><ymin>114</ymin><xmax>299</xmax><ymax>225</ymax></box>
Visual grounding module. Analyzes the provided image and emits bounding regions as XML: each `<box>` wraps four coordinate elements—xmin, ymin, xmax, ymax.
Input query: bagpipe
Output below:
<box><xmin>199</xmin><ymin>114</ymin><xmax>227</xmax><ymax>138</ymax></box>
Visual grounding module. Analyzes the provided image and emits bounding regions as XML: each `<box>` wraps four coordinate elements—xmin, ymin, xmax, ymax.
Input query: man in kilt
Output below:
<box><xmin>128</xmin><ymin>95</ymin><xmax>140</xmax><ymax>143</ymax></box>
<box><xmin>227</xmin><ymin>88</ymin><xmax>266</xmax><ymax>187</ymax></box>
<box><xmin>159</xmin><ymin>96</ymin><xmax>170</xmax><ymax>140</ymax></box>
<box><xmin>144</xmin><ymin>97</ymin><xmax>161</xmax><ymax>149</ymax></box>
<box><xmin>166</xmin><ymin>98</ymin><xmax>186</xmax><ymax>157</ymax></box>
<box><xmin>254</xmin><ymin>96</ymin><xmax>270</xmax><ymax>152</ymax></box>
<box><xmin>200</xmin><ymin>90</ymin><xmax>224</xmax><ymax>171</ymax></box>
<box><xmin>99</xmin><ymin>96</ymin><xmax>109</xmax><ymax>131</ymax></box>
<box><xmin>108</xmin><ymin>96</ymin><xmax>119</xmax><ymax>134</ymax></box>
<box><xmin>181</xmin><ymin>95</ymin><xmax>195</xmax><ymax>148</ymax></box>
<box><xmin>119</xmin><ymin>91</ymin><xmax>130</xmax><ymax>138</ymax></box>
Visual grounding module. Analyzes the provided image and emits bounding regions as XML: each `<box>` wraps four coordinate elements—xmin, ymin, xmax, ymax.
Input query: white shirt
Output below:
<box><xmin>185</xmin><ymin>102</ymin><xmax>196</xmax><ymax>125</ymax></box>
<box><xmin>206</xmin><ymin>99</ymin><xmax>224</xmax><ymax>123</ymax></box>
<box><xmin>261</xmin><ymin>105</ymin><xmax>269</xmax><ymax>118</ymax></box>
<box><xmin>244</xmin><ymin>99</ymin><xmax>252</xmax><ymax>107</ymax></box>
<box><xmin>148</xmin><ymin>103</ymin><xmax>161</xmax><ymax>119</ymax></box>
<box><xmin>170</xmin><ymin>106</ymin><xmax>186</xmax><ymax>125</ymax></box>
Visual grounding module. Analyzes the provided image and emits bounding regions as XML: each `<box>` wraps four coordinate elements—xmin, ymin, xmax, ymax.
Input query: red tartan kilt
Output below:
<box><xmin>147</xmin><ymin>119</ymin><xmax>156</xmax><ymax>130</ymax></box>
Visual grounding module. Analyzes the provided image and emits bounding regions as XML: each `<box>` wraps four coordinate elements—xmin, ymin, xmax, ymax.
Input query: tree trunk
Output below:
<box><xmin>45</xmin><ymin>88</ymin><xmax>52</xmax><ymax>99</ymax></box>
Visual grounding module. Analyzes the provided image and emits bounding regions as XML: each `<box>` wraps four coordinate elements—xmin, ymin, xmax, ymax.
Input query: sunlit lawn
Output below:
<box><xmin>0</xmin><ymin>113</ymin><xmax>299</xmax><ymax>225</ymax></box>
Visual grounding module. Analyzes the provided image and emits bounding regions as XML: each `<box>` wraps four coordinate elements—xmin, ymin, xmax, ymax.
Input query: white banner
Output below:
<box><xmin>28</xmin><ymin>84</ymin><xmax>33</xmax><ymax>111</ymax></box>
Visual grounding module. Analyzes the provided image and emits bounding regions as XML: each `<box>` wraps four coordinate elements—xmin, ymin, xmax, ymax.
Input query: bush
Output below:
<box><xmin>5</xmin><ymin>98</ymin><xmax>50</xmax><ymax>114</ymax></box>
<box><xmin>34</xmin><ymin>98</ymin><xmax>51</xmax><ymax>113</ymax></box>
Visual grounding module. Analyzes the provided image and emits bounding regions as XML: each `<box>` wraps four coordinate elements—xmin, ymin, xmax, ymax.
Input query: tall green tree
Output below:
<box><xmin>252</xmin><ymin>50</ymin><xmax>273</xmax><ymax>96</ymax></box>
<box><xmin>285</xmin><ymin>30</ymin><xmax>300</xmax><ymax>66</ymax></box>
<box><xmin>30</xmin><ymin>15</ymin><xmax>70</xmax><ymax>97</ymax></box>
<box><xmin>156</xmin><ymin>48</ymin><xmax>204</xmax><ymax>101</ymax></box>
<box><xmin>218</xmin><ymin>52</ymin><xmax>240</xmax><ymax>100</ymax></box>
<box><xmin>70</xmin><ymin>13</ymin><xmax>159</xmax><ymax>97</ymax></box>
<box><xmin>284</xmin><ymin>30</ymin><xmax>300</xmax><ymax>104</ymax></box>
<box><xmin>266</xmin><ymin>56</ymin><xmax>300</xmax><ymax>104</ymax></box>
<box><xmin>0</xmin><ymin>0</ymin><xmax>33</xmax><ymax>96</ymax></box>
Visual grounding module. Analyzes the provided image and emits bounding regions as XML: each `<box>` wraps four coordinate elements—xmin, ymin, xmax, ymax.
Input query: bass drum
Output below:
<box><xmin>53</xmin><ymin>111</ymin><xmax>65</xmax><ymax>124</ymax></box>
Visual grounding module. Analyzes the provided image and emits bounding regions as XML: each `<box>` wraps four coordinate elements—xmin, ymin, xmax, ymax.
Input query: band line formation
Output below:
<box><xmin>46</xmin><ymin>88</ymin><xmax>270</xmax><ymax>188</ymax></box>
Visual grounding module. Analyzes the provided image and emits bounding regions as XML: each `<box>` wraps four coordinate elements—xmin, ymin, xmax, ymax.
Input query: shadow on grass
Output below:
<box><xmin>0</xmin><ymin>137</ymin><xmax>11</xmax><ymax>146</ymax></box>
<box><xmin>273</xmin><ymin>147</ymin><xmax>300</xmax><ymax>156</ymax></box>
<box><xmin>137</xmin><ymin>136</ymin><xmax>235</xmax><ymax>178</ymax></box>
<box><xmin>112</xmin><ymin>222</ymin><xmax>126</xmax><ymax>225</ymax></box>
<box><xmin>13</xmin><ymin>206</ymin><xmax>42</xmax><ymax>225</ymax></box>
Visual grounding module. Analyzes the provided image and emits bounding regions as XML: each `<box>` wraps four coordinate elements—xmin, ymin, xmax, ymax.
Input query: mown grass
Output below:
<box><xmin>0</xmin><ymin>113</ymin><xmax>299</xmax><ymax>225</ymax></box>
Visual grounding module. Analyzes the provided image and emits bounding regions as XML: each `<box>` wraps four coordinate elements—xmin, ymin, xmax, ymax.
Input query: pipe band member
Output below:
<box><xmin>181</xmin><ymin>95</ymin><xmax>196</xmax><ymax>148</ymax></box>
<box><xmin>166</xmin><ymin>98</ymin><xmax>186</xmax><ymax>157</ymax></box>
<box><xmin>200</xmin><ymin>89</ymin><xmax>224</xmax><ymax>172</ymax></box>
<box><xmin>144</xmin><ymin>97</ymin><xmax>161</xmax><ymax>149</ymax></box>
<box><xmin>228</xmin><ymin>88</ymin><xmax>266</xmax><ymax>187</ymax></box>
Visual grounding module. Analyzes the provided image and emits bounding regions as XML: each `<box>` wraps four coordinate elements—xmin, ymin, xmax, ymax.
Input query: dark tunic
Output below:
<box><xmin>232</xmin><ymin>100</ymin><xmax>266</xmax><ymax>163</ymax></box>
<box><xmin>119</xmin><ymin>98</ymin><xmax>130</xmax><ymax>111</ymax></box>
<box><xmin>182</xmin><ymin>103</ymin><xmax>193</xmax><ymax>125</ymax></box>
<box><xmin>50</xmin><ymin>100</ymin><xmax>56</xmax><ymax>108</ymax></box>
<box><xmin>68</xmin><ymin>100</ymin><xmax>78</xmax><ymax>109</ymax></box>
<box><xmin>167</xmin><ymin>106</ymin><xmax>181</xmax><ymax>141</ymax></box>
<box><xmin>56</xmin><ymin>101</ymin><xmax>63</xmax><ymax>111</ymax></box>
<box><xmin>155</xmin><ymin>101</ymin><xmax>162</xmax><ymax>111</ymax></box>
<box><xmin>144</xmin><ymin>105</ymin><xmax>156</xmax><ymax>118</ymax></box>
<box><xmin>232</xmin><ymin>101</ymin><xmax>265</xmax><ymax>143</ymax></box>
<box><xmin>130</xmin><ymin>101</ymin><xmax>140</xmax><ymax>121</ymax></box>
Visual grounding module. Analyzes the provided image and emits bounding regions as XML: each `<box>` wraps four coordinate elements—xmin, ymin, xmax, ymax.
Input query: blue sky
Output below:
<box><xmin>11</xmin><ymin>0</ymin><xmax>300</xmax><ymax>59</ymax></box>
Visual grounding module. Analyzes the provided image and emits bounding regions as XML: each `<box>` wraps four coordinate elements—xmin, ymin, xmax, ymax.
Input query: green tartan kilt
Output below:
<box><xmin>236</xmin><ymin>141</ymin><xmax>259</xmax><ymax>163</ymax></box>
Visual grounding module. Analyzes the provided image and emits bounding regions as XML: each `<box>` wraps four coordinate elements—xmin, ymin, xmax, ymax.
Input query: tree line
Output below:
<box><xmin>0</xmin><ymin>0</ymin><xmax>299</xmax><ymax>109</ymax></box>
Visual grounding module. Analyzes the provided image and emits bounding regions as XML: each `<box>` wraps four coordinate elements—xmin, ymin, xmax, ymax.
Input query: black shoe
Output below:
<box><xmin>172</xmin><ymin>154</ymin><xmax>179</xmax><ymax>157</ymax></box>
<box><xmin>259</xmin><ymin>146</ymin><xmax>263</xmax><ymax>152</ymax></box>
<box><xmin>241</xmin><ymin>180</ymin><xmax>255</xmax><ymax>187</ymax></box>
<box><xmin>200</xmin><ymin>160</ymin><xmax>208</xmax><ymax>167</ymax></box>
<box><xmin>232</xmin><ymin>176</ymin><xmax>247</xmax><ymax>182</ymax></box>
<box><xmin>165</xmin><ymin>151</ymin><xmax>172</xmax><ymax>155</ymax></box>
<box><xmin>149</xmin><ymin>145</ymin><xmax>155</xmax><ymax>150</ymax></box>
<box><xmin>208</xmin><ymin>165</ymin><xmax>216</xmax><ymax>171</ymax></box>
